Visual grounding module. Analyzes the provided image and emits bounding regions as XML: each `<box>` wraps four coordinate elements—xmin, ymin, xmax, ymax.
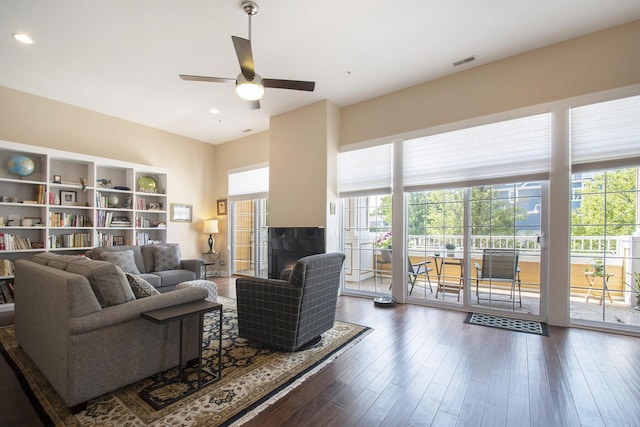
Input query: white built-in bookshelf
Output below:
<box><xmin>0</xmin><ymin>140</ymin><xmax>169</xmax><ymax>311</ymax></box>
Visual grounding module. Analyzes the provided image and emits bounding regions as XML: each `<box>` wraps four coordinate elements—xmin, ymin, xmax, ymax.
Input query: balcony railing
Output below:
<box><xmin>407</xmin><ymin>235</ymin><xmax>624</xmax><ymax>255</ymax></box>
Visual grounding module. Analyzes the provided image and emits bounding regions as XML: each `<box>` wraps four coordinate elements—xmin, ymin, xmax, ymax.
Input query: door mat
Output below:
<box><xmin>464</xmin><ymin>312</ymin><xmax>549</xmax><ymax>336</ymax></box>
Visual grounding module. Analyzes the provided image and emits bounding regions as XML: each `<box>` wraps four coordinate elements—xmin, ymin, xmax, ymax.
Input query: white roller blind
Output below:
<box><xmin>571</xmin><ymin>94</ymin><xmax>640</xmax><ymax>172</ymax></box>
<box><xmin>339</xmin><ymin>143</ymin><xmax>392</xmax><ymax>197</ymax></box>
<box><xmin>403</xmin><ymin>113</ymin><xmax>551</xmax><ymax>191</ymax></box>
<box><xmin>228</xmin><ymin>166</ymin><xmax>269</xmax><ymax>201</ymax></box>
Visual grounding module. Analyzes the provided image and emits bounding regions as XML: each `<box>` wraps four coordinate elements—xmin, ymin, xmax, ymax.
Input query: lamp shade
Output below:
<box><xmin>235</xmin><ymin>73</ymin><xmax>264</xmax><ymax>101</ymax></box>
<box><xmin>203</xmin><ymin>219</ymin><xmax>219</xmax><ymax>234</ymax></box>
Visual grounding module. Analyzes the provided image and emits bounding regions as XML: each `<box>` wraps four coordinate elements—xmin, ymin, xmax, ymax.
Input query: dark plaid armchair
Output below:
<box><xmin>235</xmin><ymin>252</ymin><xmax>345</xmax><ymax>351</ymax></box>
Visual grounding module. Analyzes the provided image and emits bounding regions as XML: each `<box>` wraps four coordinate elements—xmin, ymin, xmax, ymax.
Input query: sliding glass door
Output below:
<box><xmin>229</xmin><ymin>198</ymin><xmax>268</xmax><ymax>277</ymax></box>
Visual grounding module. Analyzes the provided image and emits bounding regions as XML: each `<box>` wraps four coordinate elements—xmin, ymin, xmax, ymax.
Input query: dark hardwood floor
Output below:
<box><xmin>1</xmin><ymin>278</ymin><xmax>640</xmax><ymax>426</ymax></box>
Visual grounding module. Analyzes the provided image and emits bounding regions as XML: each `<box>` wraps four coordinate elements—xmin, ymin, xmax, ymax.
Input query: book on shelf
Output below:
<box><xmin>0</xmin><ymin>280</ymin><xmax>14</xmax><ymax>303</ymax></box>
<box><xmin>36</xmin><ymin>184</ymin><xmax>46</xmax><ymax>204</ymax></box>
<box><xmin>1</xmin><ymin>259</ymin><xmax>15</xmax><ymax>276</ymax></box>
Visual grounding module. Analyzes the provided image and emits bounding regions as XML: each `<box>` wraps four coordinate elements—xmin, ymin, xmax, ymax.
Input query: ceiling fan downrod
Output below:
<box><xmin>241</xmin><ymin>1</ymin><xmax>259</xmax><ymax>41</ymax></box>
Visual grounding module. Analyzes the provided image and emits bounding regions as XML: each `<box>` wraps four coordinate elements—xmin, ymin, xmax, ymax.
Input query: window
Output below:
<box><xmin>569</xmin><ymin>95</ymin><xmax>640</xmax><ymax>327</ymax></box>
<box><xmin>228</xmin><ymin>165</ymin><xmax>269</xmax><ymax>277</ymax></box>
<box><xmin>339</xmin><ymin>144</ymin><xmax>393</xmax><ymax>295</ymax></box>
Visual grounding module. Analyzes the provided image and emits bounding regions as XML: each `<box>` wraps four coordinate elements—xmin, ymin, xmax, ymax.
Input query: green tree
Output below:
<box><xmin>571</xmin><ymin>168</ymin><xmax>637</xmax><ymax>236</ymax></box>
<box><xmin>406</xmin><ymin>187</ymin><xmax>525</xmax><ymax>236</ymax></box>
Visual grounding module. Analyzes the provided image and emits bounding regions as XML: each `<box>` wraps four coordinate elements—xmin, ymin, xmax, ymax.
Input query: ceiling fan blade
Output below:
<box><xmin>179</xmin><ymin>74</ymin><xmax>235</xmax><ymax>83</ymax></box>
<box><xmin>231</xmin><ymin>36</ymin><xmax>255</xmax><ymax>79</ymax></box>
<box><xmin>248</xmin><ymin>100</ymin><xmax>260</xmax><ymax>110</ymax></box>
<box><xmin>263</xmin><ymin>78</ymin><xmax>315</xmax><ymax>92</ymax></box>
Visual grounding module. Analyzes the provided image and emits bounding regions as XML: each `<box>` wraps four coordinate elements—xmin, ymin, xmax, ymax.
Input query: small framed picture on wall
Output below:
<box><xmin>217</xmin><ymin>199</ymin><xmax>227</xmax><ymax>216</ymax></box>
<box><xmin>170</xmin><ymin>203</ymin><xmax>192</xmax><ymax>222</ymax></box>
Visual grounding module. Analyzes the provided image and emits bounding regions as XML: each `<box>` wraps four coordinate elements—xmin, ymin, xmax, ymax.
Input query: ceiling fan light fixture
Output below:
<box><xmin>235</xmin><ymin>73</ymin><xmax>264</xmax><ymax>101</ymax></box>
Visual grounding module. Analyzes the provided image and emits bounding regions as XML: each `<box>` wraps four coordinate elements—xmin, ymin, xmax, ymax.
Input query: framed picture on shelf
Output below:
<box><xmin>217</xmin><ymin>199</ymin><xmax>227</xmax><ymax>216</ymax></box>
<box><xmin>60</xmin><ymin>190</ymin><xmax>77</xmax><ymax>206</ymax></box>
<box><xmin>113</xmin><ymin>236</ymin><xmax>125</xmax><ymax>246</ymax></box>
<box><xmin>170</xmin><ymin>203</ymin><xmax>192</xmax><ymax>222</ymax></box>
<box><xmin>52</xmin><ymin>175</ymin><xmax>62</xmax><ymax>183</ymax></box>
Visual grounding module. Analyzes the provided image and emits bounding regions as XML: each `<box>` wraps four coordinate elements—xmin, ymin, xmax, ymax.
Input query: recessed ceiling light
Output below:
<box><xmin>12</xmin><ymin>33</ymin><xmax>34</xmax><ymax>45</ymax></box>
<box><xmin>209</xmin><ymin>108</ymin><xmax>220</xmax><ymax>115</ymax></box>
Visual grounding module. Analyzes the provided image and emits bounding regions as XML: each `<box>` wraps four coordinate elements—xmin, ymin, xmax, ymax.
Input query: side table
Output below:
<box><xmin>202</xmin><ymin>251</ymin><xmax>223</xmax><ymax>278</ymax></box>
<box><xmin>140</xmin><ymin>300</ymin><xmax>222</xmax><ymax>408</ymax></box>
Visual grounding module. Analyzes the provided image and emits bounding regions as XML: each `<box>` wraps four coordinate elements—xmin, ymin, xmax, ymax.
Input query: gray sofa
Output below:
<box><xmin>14</xmin><ymin>253</ymin><xmax>208</xmax><ymax>409</ymax></box>
<box><xmin>85</xmin><ymin>244</ymin><xmax>203</xmax><ymax>292</ymax></box>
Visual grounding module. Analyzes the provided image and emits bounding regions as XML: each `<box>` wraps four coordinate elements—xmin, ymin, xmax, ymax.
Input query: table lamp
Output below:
<box><xmin>203</xmin><ymin>219</ymin><xmax>219</xmax><ymax>253</ymax></box>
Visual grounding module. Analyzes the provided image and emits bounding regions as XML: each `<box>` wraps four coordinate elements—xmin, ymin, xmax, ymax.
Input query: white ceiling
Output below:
<box><xmin>2</xmin><ymin>1</ymin><xmax>640</xmax><ymax>145</ymax></box>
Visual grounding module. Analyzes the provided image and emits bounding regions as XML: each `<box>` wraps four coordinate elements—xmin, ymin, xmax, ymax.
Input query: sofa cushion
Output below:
<box><xmin>66</xmin><ymin>259</ymin><xmax>135</xmax><ymax>307</ymax></box>
<box><xmin>30</xmin><ymin>252</ymin><xmax>63</xmax><ymax>266</ymax></box>
<box><xmin>100</xmin><ymin>250</ymin><xmax>141</xmax><ymax>274</ymax></box>
<box><xmin>85</xmin><ymin>246</ymin><xmax>146</xmax><ymax>274</ymax></box>
<box><xmin>153</xmin><ymin>245</ymin><xmax>181</xmax><ymax>271</ymax></box>
<box><xmin>125</xmin><ymin>273</ymin><xmax>160</xmax><ymax>298</ymax></box>
<box><xmin>153</xmin><ymin>269</ymin><xmax>197</xmax><ymax>287</ymax></box>
<box><xmin>139</xmin><ymin>273</ymin><xmax>161</xmax><ymax>288</ymax></box>
<box><xmin>141</xmin><ymin>243</ymin><xmax>181</xmax><ymax>273</ymax></box>
<box><xmin>47</xmin><ymin>255</ymin><xmax>86</xmax><ymax>270</ymax></box>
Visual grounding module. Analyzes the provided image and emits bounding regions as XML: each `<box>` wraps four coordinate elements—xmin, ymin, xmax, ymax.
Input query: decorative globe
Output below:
<box><xmin>7</xmin><ymin>155</ymin><xmax>35</xmax><ymax>177</ymax></box>
<box><xmin>108</xmin><ymin>194</ymin><xmax>120</xmax><ymax>207</ymax></box>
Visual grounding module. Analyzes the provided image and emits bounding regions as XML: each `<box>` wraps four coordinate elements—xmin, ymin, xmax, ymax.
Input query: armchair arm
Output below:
<box><xmin>181</xmin><ymin>258</ymin><xmax>204</xmax><ymax>279</ymax></box>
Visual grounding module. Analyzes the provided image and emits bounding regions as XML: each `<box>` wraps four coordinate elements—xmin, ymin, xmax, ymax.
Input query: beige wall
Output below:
<box><xmin>341</xmin><ymin>19</ymin><xmax>640</xmax><ymax>146</ymax></box>
<box><xmin>0</xmin><ymin>86</ymin><xmax>215</xmax><ymax>258</ymax></box>
<box><xmin>212</xmin><ymin>130</ymin><xmax>269</xmax><ymax>256</ymax></box>
<box><xmin>269</xmin><ymin>101</ymin><xmax>332</xmax><ymax>228</ymax></box>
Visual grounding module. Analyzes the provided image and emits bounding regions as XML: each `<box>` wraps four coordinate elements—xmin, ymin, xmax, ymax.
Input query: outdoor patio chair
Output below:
<box><xmin>474</xmin><ymin>248</ymin><xmax>521</xmax><ymax>307</ymax></box>
<box><xmin>408</xmin><ymin>257</ymin><xmax>433</xmax><ymax>294</ymax></box>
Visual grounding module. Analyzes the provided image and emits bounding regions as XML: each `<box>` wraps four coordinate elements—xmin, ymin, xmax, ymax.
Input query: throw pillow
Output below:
<box><xmin>67</xmin><ymin>260</ymin><xmax>135</xmax><ymax>307</ymax></box>
<box><xmin>153</xmin><ymin>245</ymin><xmax>181</xmax><ymax>271</ymax></box>
<box><xmin>100</xmin><ymin>250</ymin><xmax>141</xmax><ymax>274</ymax></box>
<box><xmin>125</xmin><ymin>273</ymin><xmax>160</xmax><ymax>298</ymax></box>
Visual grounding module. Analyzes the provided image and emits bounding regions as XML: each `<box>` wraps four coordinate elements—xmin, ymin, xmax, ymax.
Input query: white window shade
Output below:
<box><xmin>403</xmin><ymin>113</ymin><xmax>551</xmax><ymax>191</ymax></box>
<box><xmin>571</xmin><ymin>94</ymin><xmax>640</xmax><ymax>172</ymax></box>
<box><xmin>228</xmin><ymin>166</ymin><xmax>269</xmax><ymax>201</ymax></box>
<box><xmin>339</xmin><ymin>143</ymin><xmax>392</xmax><ymax>197</ymax></box>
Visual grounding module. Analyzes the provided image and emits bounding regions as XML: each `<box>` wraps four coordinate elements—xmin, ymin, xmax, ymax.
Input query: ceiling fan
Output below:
<box><xmin>179</xmin><ymin>1</ymin><xmax>315</xmax><ymax>110</ymax></box>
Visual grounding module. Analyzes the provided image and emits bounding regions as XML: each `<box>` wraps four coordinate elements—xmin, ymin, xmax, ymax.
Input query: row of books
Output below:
<box><xmin>49</xmin><ymin>233</ymin><xmax>91</xmax><ymax>248</ymax></box>
<box><xmin>135</xmin><ymin>199</ymin><xmax>163</xmax><ymax>211</ymax></box>
<box><xmin>134</xmin><ymin>218</ymin><xmax>166</xmax><ymax>228</ymax></box>
<box><xmin>96</xmin><ymin>232</ymin><xmax>126</xmax><ymax>247</ymax></box>
<box><xmin>0</xmin><ymin>233</ymin><xmax>32</xmax><ymax>250</ymax></box>
<box><xmin>1</xmin><ymin>259</ymin><xmax>14</xmax><ymax>277</ymax></box>
<box><xmin>49</xmin><ymin>212</ymin><xmax>92</xmax><ymax>228</ymax></box>
<box><xmin>135</xmin><ymin>233</ymin><xmax>163</xmax><ymax>246</ymax></box>
<box><xmin>96</xmin><ymin>211</ymin><xmax>132</xmax><ymax>227</ymax></box>
<box><xmin>0</xmin><ymin>280</ymin><xmax>14</xmax><ymax>304</ymax></box>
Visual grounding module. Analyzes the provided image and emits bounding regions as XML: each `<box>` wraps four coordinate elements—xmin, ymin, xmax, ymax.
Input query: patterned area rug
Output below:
<box><xmin>464</xmin><ymin>312</ymin><xmax>549</xmax><ymax>336</ymax></box>
<box><xmin>0</xmin><ymin>296</ymin><xmax>370</xmax><ymax>426</ymax></box>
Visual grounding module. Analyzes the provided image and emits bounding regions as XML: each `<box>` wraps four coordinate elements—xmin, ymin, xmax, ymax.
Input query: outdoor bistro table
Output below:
<box><xmin>432</xmin><ymin>254</ymin><xmax>464</xmax><ymax>300</ymax></box>
<box><xmin>584</xmin><ymin>271</ymin><xmax>614</xmax><ymax>305</ymax></box>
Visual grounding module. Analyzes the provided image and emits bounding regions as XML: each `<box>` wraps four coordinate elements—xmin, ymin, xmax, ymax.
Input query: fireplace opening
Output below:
<box><xmin>268</xmin><ymin>227</ymin><xmax>325</xmax><ymax>278</ymax></box>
